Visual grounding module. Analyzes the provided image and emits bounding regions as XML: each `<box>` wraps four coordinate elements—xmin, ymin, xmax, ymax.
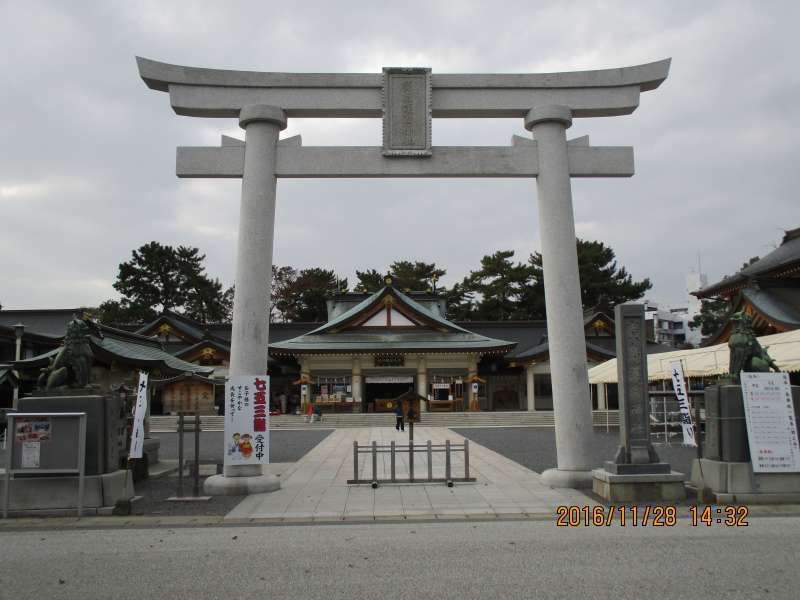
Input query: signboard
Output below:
<box><xmin>382</xmin><ymin>67</ymin><xmax>432</xmax><ymax>156</ymax></box>
<box><xmin>224</xmin><ymin>375</ymin><xmax>269</xmax><ymax>467</ymax></box>
<box><xmin>365</xmin><ymin>376</ymin><xmax>413</xmax><ymax>384</ymax></box>
<box><xmin>4</xmin><ymin>412</ymin><xmax>87</xmax><ymax>518</ymax></box>
<box><xmin>741</xmin><ymin>372</ymin><xmax>800</xmax><ymax>473</ymax></box>
<box><xmin>669</xmin><ymin>361</ymin><xmax>696</xmax><ymax>446</ymax></box>
<box><xmin>128</xmin><ymin>371</ymin><xmax>148</xmax><ymax>459</ymax></box>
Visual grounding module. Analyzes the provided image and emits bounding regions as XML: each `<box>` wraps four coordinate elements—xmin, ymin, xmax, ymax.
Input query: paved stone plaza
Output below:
<box><xmin>227</xmin><ymin>427</ymin><xmax>592</xmax><ymax>522</ymax></box>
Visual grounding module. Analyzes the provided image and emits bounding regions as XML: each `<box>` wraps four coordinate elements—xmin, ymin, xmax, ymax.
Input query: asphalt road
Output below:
<box><xmin>1</xmin><ymin>517</ymin><xmax>798</xmax><ymax>599</ymax></box>
<box><xmin>455</xmin><ymin>427</ymin><xmax>698</xmax><ymax>477</ymax></box>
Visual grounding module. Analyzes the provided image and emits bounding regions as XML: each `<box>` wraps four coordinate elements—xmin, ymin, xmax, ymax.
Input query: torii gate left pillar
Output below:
<box><xmin>137</xmin><ymin>57</ymin><xmax>670</xmax><ymax>492</ymax></box>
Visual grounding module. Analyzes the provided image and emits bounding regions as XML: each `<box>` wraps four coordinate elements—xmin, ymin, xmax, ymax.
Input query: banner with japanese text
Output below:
<box><xmin>129</xmin><ymin>371</ymin><xmax>148</xmax><ymax>459</ymax></box>
<box><xmin>741</xmin><ymin>372</ymin><xmax>800</xmax><ymax>473</ymax></box>
<box><xmin>224</xmin><ymin>375</ymin><xmax>269</xmax><ymax>466</ymax></box>
<box><xmin>669</xmin><ymin>361</ymin><xmax>696</xmax><ymax>446</ymax></box>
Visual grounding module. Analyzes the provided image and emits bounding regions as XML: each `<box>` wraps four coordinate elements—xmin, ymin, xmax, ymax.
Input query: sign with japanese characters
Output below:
<box><xmin>128</xmin><ymin>371</ymin><xmax>148</xmax><ymax>459</ymax></box>
<box><xmin>741</xmin><ymin>372</ymin><xmax>800</xmax><ymax>473</ymax></box>
<box><xmin>21</xmin><ymin>441</ymin><xmax>41</xmax><ymax>468</ymax></box>
<box><xmin>224</xmin><ymin>375</ymin><xmax>269</xmax><ymax>466</ymax></box>
<box><xmin>670</xmin><ymin>361</ymin><xmax>696</xmax><ymax>447</ymax></box>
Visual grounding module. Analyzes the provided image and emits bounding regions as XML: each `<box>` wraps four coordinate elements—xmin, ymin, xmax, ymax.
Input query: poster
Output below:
<box><xmin>128</xmin><ymin>371</ymin><xmax>149</xmax><ymax>459</ymax></box>
<box><xmin>21</xmin><ymin>441</ymin><xmax>41</xmax><ymax>469</ymax></box>
<box><xmin>15</xmin><ymin>418</ymin><xmax>51</xmax><ymax>442</ymax></box>
<box><xmin>224</xmin><ymin>375</ymin><xmax>269</xmax><ymax>467</ymax></box>
<box><xmin>741</xmin><ymin>372</ymin><xmax>800</xmax><ymax>473</ymax></box>
<box><xmin>669</xmin><ymin>361</ymin><xmax>696</xmax><ymax>446</ymax></box>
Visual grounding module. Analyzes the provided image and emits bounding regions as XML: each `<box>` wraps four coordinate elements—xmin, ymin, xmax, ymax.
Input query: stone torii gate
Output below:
<box><xmin>137</xmin><ymin>57</ymin><xmax>670</xmax><ymax>491</ymax></box>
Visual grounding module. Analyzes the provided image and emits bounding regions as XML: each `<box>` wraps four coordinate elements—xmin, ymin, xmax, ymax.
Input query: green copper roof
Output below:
<box><xmin>14</xmin><ymin>321</ymin><xmax>213</xmax><ymax>377</ymax></box>
<box><xmin>271</xmin><ymin>286</ymin><xmax>515</xmax><ymax>355</ymax></box>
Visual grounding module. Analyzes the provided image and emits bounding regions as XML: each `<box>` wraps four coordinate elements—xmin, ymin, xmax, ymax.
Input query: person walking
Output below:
<box><xmin>394</xmin><ymin>402</ymin><xmax>405</xmax><ymax>432</ymax></box>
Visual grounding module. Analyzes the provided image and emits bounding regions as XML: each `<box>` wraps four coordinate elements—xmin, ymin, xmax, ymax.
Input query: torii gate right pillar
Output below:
<box><xmin>527</xmin><ymin>106</ymin><xmax>593</xmax><ymax>488</ymax></box>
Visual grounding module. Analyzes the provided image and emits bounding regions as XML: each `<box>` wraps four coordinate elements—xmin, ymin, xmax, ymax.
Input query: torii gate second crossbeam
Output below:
<box><xmin>137</xmin><ymin>57</ymin><xmax>670</xmax><ymax>492</ymax></box>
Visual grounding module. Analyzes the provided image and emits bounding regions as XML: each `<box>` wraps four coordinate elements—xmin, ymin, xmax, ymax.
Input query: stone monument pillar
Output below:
<box><xmin>526</xmin><ymin>106</ymin><xmax>593</xmax><ymax>488</ymax></box>
<box><xmin>592</xmin><ymin>304</ymin><xmax>685</xmax><ymax>501</ymax></box>
<box><xmin>205</xmin><ymin>105</ymin><xmax>286</xmax><ymax>495</ymax></box>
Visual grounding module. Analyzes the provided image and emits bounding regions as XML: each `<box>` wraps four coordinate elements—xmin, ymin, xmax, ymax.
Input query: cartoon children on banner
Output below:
<box><xmin>227</xmin><ymin>432</ymin><xmax>254</xmax><ymax>459</ymax></box>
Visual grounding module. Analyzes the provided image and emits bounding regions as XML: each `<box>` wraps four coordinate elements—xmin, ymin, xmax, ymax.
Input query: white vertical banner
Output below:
<box><xmin>129</xmin><ymin>371</ymin><xmax>149</xmax><ymax>459</ymax></box>
<box><xmin>224</xmin><ymin>375</ymin><xmax>269</xmax><ymax>467</ymax></box>
<box><xmin>741</xmin><ymin>372</ymin><xmax>800</xmax><ymax>473</ymax></box>
<box><xmin>670</xmin><ymin>361</ymin><xmax>696</xmax><ymax>447</ymax></box>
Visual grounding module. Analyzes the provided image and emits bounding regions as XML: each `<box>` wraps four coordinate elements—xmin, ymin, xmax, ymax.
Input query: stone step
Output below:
<box><xmin>149</xmin><ymin>411</ymin><xmax>619</xmax><ymax>432</ymax></box>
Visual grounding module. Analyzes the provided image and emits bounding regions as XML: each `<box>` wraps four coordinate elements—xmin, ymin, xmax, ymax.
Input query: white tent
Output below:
<box><xmin>588</xmin><ymin>329</ymin><xmax>800</xmax><ymax>384</ymax></box>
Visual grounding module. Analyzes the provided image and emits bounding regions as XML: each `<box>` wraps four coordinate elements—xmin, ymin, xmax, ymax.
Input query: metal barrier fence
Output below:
<box><xmin>348</xmin><ymin>439</ymin><xmax>476</xmax><ymax>488</ymax></box>
<box><xmin>649</xmin><ymin>390</ymin><xmax>705</xmax><ymax>455</ymax></box>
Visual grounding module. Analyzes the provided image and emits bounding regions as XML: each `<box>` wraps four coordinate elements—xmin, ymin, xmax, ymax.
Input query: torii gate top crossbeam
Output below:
<box><xmin>136</xmin><ymin>57</ymin><xmax>670</xmax><ymax>118</ymax></box>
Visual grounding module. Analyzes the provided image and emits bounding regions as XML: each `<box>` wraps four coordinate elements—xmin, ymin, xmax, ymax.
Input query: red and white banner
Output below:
<box><xmin>224</xmin><ymin>375</ymin><xmax>269</xmax><ymax>467</ymax></box>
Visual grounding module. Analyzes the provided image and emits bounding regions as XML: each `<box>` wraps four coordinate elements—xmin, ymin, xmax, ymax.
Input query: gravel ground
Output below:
<box><xmin>1</xmin><ymin>430</ymin><xmax>333</xmax><ymax>517</ymax></box>
<box><xmin>152</xmin><ymin>429</ymin><xmax>333</xmax><ymax>463</ymax></box>
<box><xmin>131</xmin><ymin>430</ymin><xmax>334</xmax><ymax>516</ymax></box>
<box><xmin>453</xmin><ymin>427</ymin><xmax>698</xmax><ymax>478</ymax></box>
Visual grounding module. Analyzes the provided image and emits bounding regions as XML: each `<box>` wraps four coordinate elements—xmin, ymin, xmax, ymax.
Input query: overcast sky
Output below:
<box><xmin>1</xmin><ymin>0</ymin><xmax>798</xmax><ymax>311</ymax></box>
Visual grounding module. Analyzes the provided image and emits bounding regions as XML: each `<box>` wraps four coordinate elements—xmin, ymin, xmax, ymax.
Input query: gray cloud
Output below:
<box><xmin>1</xmin><ymin>0</ymin><xmax>798</xmax><ymax>309</ymax></box>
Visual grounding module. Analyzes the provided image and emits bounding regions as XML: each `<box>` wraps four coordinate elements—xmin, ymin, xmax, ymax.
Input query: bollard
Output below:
<box><xmin>177</xmin><ymin>413</ymin><xmax>184</xmax><ymax>498</ymax></box>
<box><xmin>445</xmin><ymin>439</ymin><xmax>453</xmax><ymax>487</ymax></box>
<box><xmin>371</xmin><ymin>440</ymin><xmax>378</xmax><ymax>489</ymax></box>
<box><xmin>390</xmin><ymin>441</ymin><xmax>396</xmax><ymax>482</ymax></box>
<box><xmin>353</xmin><ymin>441</ymin><xmax>359</xmax><ymax>482</ymax></box>
<box><xmin>427</xmin><ymin>440</ymin><xmax>433</xmax><ymax>481</ymax></box>
<box><xmin>193</xmin><ymin>411</ymin><xmax>200</xmax><ymax>497</ymax></box>
<box><xmin>464</xmin><ymin>439</ymin><xmax>470</xmax><ymax>480</ymax></box>
<box><xmin>409</xmin><ymin>440</ymin><xmax>414</xmax><ymax>481</ymax></box>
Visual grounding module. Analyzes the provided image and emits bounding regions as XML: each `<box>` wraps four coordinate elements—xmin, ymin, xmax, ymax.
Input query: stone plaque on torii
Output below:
<box><xmin>137</xmin><ymin>57</ymin><xmax>670</xmax><ymax>493</ymax></box>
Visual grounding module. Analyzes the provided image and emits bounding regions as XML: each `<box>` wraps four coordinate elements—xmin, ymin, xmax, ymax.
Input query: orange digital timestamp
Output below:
<box><xmin>689</xmin><ymin>505</ymin><xmax>749</xmax><ymax>526</ymax></box>
<box><xmin>555</xmin><ymin>505</ymin><xmax>678</xmax><ymax>527</ymax></box>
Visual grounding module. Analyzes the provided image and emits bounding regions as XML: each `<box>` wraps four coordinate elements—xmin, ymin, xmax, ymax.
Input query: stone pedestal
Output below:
<box><xmin>690</xmin><ymin>458</ymin><xmax>800</xmax><ymax>504</ymax></box>
<box><xmin>593</xmin><ymin>469</ymin><xmax>686</xmax><ymax>503</ymax></box>
<box><xmin>204</xmin><ymin>472</ymin><xmax>280</xmax><ymax>496</ymax></box>
<box><xmin>0</xmin><ymin>469</ymin><xmax>134</xmax><ymax>514</ymax></box>
<box><xmin>691</xmin><ymin>384</ymin><xmax>800</xmax><ymax>503</ymax></box>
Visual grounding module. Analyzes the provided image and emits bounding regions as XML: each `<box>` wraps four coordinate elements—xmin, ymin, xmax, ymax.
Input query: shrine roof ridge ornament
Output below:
<box><xmin>136</xmin><ymin>57</ymin><xmax>670</xmax><ymax>119</ymax></box>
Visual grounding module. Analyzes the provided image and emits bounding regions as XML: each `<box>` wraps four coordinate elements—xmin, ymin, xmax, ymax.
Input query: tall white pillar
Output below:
<box><xmin>526</xmin><ymin>105</ymin><xmax>593</xmax><ymax>488</ymax></box>
<box><xmin>467</xmin><ymin>354</ymin><xmax>478</xmax><ymax>411</ymax></box>
<box><xmin>352</xmin><ymin>357</ymin><xmax>363</xmax><ymax>403</ymax></box>
<box><xmin>216</xmin><ymin>104</ymin><xmax>286</xmax><ymax>487</ymax></box>
<box><xmin>417</xmin><ymin>356</ymin><xmax>427</xmax><ymax>412</ymax></box>
<box><xmin>526</xmin><ymin>363</ymin><xmax>536</xmax><ymax>411</ymax></box>
<box><xmin>597</xmin><ymin>383</ymin><xmax>608</xmax><ymax>410</ymax></box>
<box><xmin>229</xmin><ymin>105</ymin><xmax>286</xmax><ymax>378</ymax></box>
